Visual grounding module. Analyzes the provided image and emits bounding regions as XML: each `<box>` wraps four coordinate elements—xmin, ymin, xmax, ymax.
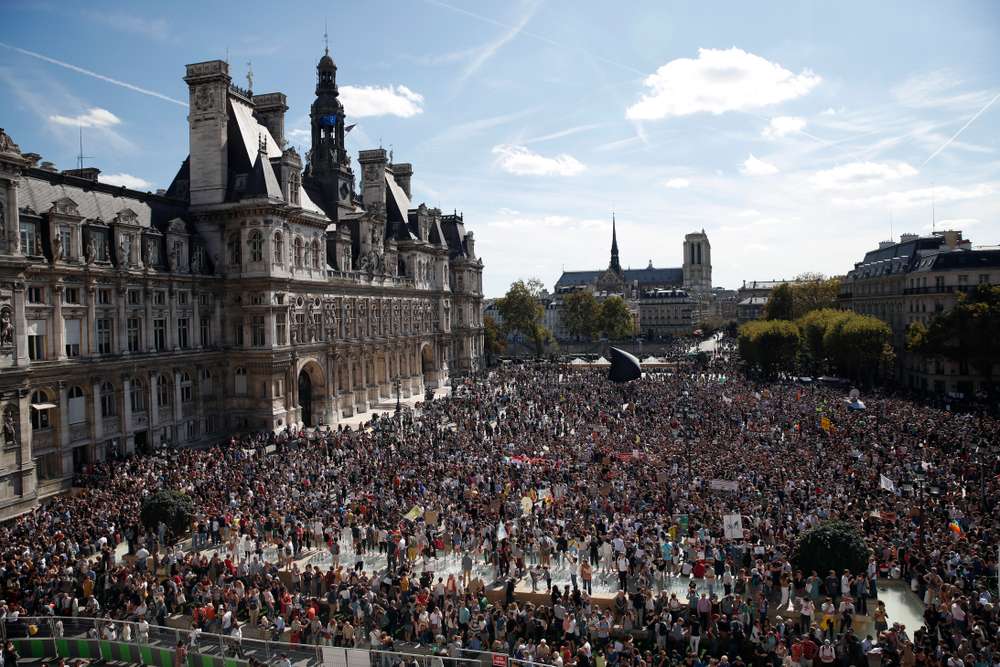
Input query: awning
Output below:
<box><xmin>31</xmin><ymin>402</ymin><xmax>57</xmax><ymax>410</ymax></box>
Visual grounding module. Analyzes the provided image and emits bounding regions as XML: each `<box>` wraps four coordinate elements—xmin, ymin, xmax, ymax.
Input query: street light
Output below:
<box><xmin>394</xmin><ymin>378</ymin><xmax>402</xmax><ymax>414</ymax></box>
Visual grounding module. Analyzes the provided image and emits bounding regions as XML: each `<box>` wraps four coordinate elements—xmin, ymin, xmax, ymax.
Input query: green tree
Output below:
<box><xmin>738</xmin><ymin>319</ymin><xmax>800</xmax><ymax>378</ymax></box>
<box><xmin>598</xmin><ymin>295</ymin><xmax>635</xmax><ymax>339</ymax></box>
<box><xmin>764</xmin><ymin>284</ymin><xmax>795</xmax><ymax>320</ymax></box>
<box><xmin>497</xmin><ymin>279</ymin><xmax>552</xmax><ymax>357</ymax></box>
<box><xmin>918</xmin><ymin>285</ymin><xmax>1000</xmax><ymax>391</ymax></box>
<box><xmin>790</xmin><ymin>273</ymin><xmax>841</xmax><ymax>318</ymax></box>
<box><xmin>823</xmin><ymin>313</ymin><xmax>893</xmax><ymax>384</ymax></box>
<box><xmin>482</xmin><ymin>314</ymin><xmax>505</xmax><ymax>365</ymax></box>
<box><xmin>905</xmin><ymin>321</ymin><xmax>929</xmax><ymax>352</ymax></box>
<box><xmin>796</xmin><ymin>308</ymin><xmax>849</xmax><ymax>374</ymax></box>
<box><xmin>561</xmin><ymin>290</ymin><xmax>601</xmax><ymax>340</ymax></box>
<box><xmin>140</xmin><ymin>489</ymin><xmax>195</xmax><ymax>544</ymax></box>
<box><xmin>792</xmin><ymin>521</ymin><xmax>869</xmax><ymax>578</ymax></box>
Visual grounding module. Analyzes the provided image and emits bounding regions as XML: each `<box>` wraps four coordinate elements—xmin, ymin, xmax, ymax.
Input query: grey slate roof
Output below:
<box><xmin>555</xmin><ymin>266</ymin><xmax>682</xmax><ymax>289</ymax></box>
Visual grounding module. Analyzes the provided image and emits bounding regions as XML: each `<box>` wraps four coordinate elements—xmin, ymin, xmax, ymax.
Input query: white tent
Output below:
<box><xmin>570</xmin><ymin>357</ymin><xmax>588</xmax><ymax>365</ymax></box>
<box><xmin>642</xmin><ymin>356</ymin><xmax>662</xmax><ymax>365</ymax></box>
<box><xmin>593</xmin><ymin>356</ymin><xmax>610</xmax><ymax>366</ymax></box>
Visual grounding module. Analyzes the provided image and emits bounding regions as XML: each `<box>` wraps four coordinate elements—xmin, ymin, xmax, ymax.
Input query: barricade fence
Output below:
<box><xmin>0</xmin><ymin>616</ymin><xmax>501</xmax><ymax>667</ymax></box>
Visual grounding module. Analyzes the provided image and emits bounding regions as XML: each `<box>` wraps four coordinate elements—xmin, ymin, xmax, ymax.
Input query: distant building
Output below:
<box><xmin>735</xmin><ymin>279</ymin><xmax>800</xmax><ymax>321</ymax></box>
<box><xmin>839</xmin><ymin>230</ymin><xmax>999</xmax><ymax>395</ymax></box>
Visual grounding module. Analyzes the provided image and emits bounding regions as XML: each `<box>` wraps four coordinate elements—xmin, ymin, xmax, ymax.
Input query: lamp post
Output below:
<box><xmin>394</xmin><ymin>378</ymin><xmax>401</xmax><ymax>414</ymax></box>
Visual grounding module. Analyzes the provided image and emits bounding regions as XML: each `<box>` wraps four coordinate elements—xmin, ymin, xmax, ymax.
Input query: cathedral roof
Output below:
<box><xmin>555</xmin><ymin>267</ymin><xmax>682</xmax><ymax>290</ymax></box>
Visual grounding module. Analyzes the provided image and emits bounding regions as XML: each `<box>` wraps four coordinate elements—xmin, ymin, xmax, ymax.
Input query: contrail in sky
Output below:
<box><xmin>922</xmin><ymin>91</ymin><xmax>999</xmax><ymax>167</ymax></box>
<box><xmin>0</xmin><ymin>41</ymin><xmax>188</xmax><ymax>107</ymax></box>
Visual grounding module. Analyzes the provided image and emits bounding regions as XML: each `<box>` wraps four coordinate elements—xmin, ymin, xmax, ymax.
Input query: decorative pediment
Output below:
<box><xmin>49</xmin><ymin>197</ymin><xmax>81</xmax><ymax>218</ymax></box>
<box><xmin>113</xmin><ymin>207</ymin><xmax>139</xmax><ymax>226</ymax></box>
<box><xmin>0</xmin><ymin>128</ymin><xmax>21</xmax><ymax>155</ymax></box>
<box><xmin>166</xmin><ymin>217</ymin><xmax>188</xmax><ymax>235</ymax></box>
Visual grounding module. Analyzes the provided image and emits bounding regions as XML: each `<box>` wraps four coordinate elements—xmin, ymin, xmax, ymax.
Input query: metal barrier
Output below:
<box><xmin>0</xmin><ymin>617</ymin><xmax>496</xmax><ymax>667</ymax></box>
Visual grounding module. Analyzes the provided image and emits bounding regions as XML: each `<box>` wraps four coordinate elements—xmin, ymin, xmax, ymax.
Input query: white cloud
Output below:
<box><xmin>339</xmin><ymin>85</ymin><xmax>424</xmax><ymax>118</ymax></box>
<box><xmin>740</xmin><ymin>154</ymin><xmax>778</xmax><ymax>176</ymax></box>
<box><xmin>625</xmin><ymin>47</ymin><xmax>821</xmax><ymax>120</ymax></box>
<box><xmin>664</xmin><ymin>178</ymin><xmax>690</xmax><ymax>189</ymax></box>
<box><xmin>49</xmin><ymin>107</ymin><xmax>121</xmax><ymax>128</ymax></box>
<box><xmin>492</xmin><ymin>144</ymin><xmax>586</xmax><ymax>176</ymax></box>
<box><xmin>812</xmin><ymin>161</ymin><xmax>918</xmax><ymax>189</ymax></box>
<box><xmin>833</xmin><ymin>184</ymin><xmax>994</xmax><ymax>209</ymax></box>
<box><xmin>892</xmin><ymin>69</ymin><xmax>996</xmax><ymax>110</ymax></box>
<box><xmin>762</xmin><ymin>115</ymin><xmax>806</xmax><ymax>139</ymax></box>
<box><xmin>99</xmin><ymin>173</ymin><xmax>153</xmax><ymax>190</ymax></box>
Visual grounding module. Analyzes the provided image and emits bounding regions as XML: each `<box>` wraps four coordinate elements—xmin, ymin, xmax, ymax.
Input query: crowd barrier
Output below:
<box><xmin>0</xmin><ymin>616</ymin><xmax>497</xmax><ymax>667</ymax></box>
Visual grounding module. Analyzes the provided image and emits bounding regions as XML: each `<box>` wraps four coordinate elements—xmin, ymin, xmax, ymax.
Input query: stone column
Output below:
<box><xmin>92</xmin><ymin>378</ymin><xmax>104</xmax><ymax>442</ymax></box>
<box><xmin>121</xmin><ymin>375</ymin><xmax>133</xmax><ymax>453</ymax></box>
<box><xmin>192</xmin><ymin>290</ymin><xmax>201</xmax><ymax>348</ymax></box>
<box><xmin>13</xmin><ymin>282</ymin><xmax>27</xmax><ymax>366</ymax></box>
<box><xmin>173</xmin><ymin>368</ymin><xmax>183</xmax><ymax>428</ymax></box>
<box><xmin>149</xmin><ymin>371</ymin><xmax>160</xmax><ymax>429</ymax></box>
<box><xmin>58</xmin><ymin>384</ymin><xmax>70</xmax><ymax>449</ymax></box>
<box><xmin>116</xmin><ymin>285</ymin><xmax>128</xmax><ymax>355</ymax></box>
<box><xmin>53</xmin><ymin>283</ymin><xmax>66</xmax><ymax>360</ymax></box>
<box><xmin>143</xmin><ymin>286</ymin><xmax>154</xmax><ymax>351</ymax></box>
<box><xmin>168</xmin><ymin>286</ymin><xmax>178</xmax><ymax>350</ymax></box>
<box><xmin>85</xmin><ymin>284</ymin><xmax>97</xmax><ymax>356</ymax></box>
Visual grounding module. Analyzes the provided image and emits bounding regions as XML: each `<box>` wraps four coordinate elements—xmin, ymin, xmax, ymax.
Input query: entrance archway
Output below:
<box><xmin>298</xmin><ymin>369</ymin><xmax>314</xmax><ymax>427</ymax></box>
<box><xmin>421</xmin><ymin>344</ymin><xmax>434</xmax><ymax>375</ymax></box>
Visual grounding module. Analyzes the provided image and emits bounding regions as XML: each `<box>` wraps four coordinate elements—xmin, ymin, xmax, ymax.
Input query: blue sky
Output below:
<box><xmin>2</xmin><ymin>0</ymin><xmax>998</xmax><ymax>296</ymax></box>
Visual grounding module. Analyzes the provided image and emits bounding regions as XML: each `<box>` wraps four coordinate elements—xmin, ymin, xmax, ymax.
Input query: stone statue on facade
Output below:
<box><xmin>2</xmin><ymin>405</ymin><xmax>17</xmax><ymax>447</ymax></box>
<box><xmin>190</xmin><ymin>247</ymin><xmax>201</xmax><ymax>273</ymax></box>
<box><xmin>52</xmin><ymin>233</ymin><xmax>63</xmax><ymax>262</ymax></box>
<box><xmin>85</xmin><ymin>238</ymin><xmax>97</xmax><ymax>264</ymax></box>
<box><xmin>118</xmin><ymin>235</ymin><xmax>128</xmax><ymax>265</ymax></box>
<box><xmin>0</xmin><ymin>307</ymin><xmax>14</xmax><ymax>348</ymax></box>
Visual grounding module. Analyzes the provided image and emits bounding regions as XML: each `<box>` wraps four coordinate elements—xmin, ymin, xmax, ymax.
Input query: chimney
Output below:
<box><xmin>358</xmin><ymin>148</ymin><xmax>387</xmax><ymax>209</ymax></box>
<box><xmin>39</xmin><ymin>161</ymin><xmax>58</xmax><ymax>172</ymax></box>
<box><xmin>878</xmin><ymin>240</ymin><xmax>894</xmax><ymax>249</ymax></box>
<box><xmin>900</xmin><ymin>233</ymin><xmax>918</xmax><ymax>243</ymax></box>
<box><xmin>464</xmin><ymin>231</ymin><xmax>476</xmax><ymax>259</ymax></box>
<box><xmin>183</xmin><ymin>60</ymin><xmax>231</xmax><ymax>206</ymax></box>
<box><xmin>63</xmin><ymin>167</ymin><xmax>101</xmax><ymax>182</ymax></box>
<box><xmin>253</xmin><ymin>92</ymin><xmax>288</xmax><ymax>148</ymax></box>
<box><xmin>390</xmin><ymin>162</ymin><xmax>412</xmax><ymax>198</ymax></box>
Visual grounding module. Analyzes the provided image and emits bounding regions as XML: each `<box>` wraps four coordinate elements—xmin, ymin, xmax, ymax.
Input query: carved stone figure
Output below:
<box><xmin>0</xmin><ymin>307</ymin><xmax>14</xmax><ymax>347</ymax></box>
<box><xmin>118</xmin><ymin>235</ymin><xmax>128</xmax><ymax>265</ymax></box>
<box><xmin>51</xmin><ymin>233</ymin><xmax>63</xmax><ymax>261</ymax></box>
<box><xmin>2</xmin><ymin>405</ymin><xmax>17</xmax><ymax>447</ymax></box>
<box><xmin>131</xmin><ymin>235</ymin><xmax>139</xmax><ymax>266</ymax></box>
<box><xmin>85</xmin><ymin>238</ymin><xmax>97</xmax><ymax>264</ymax></box>
<box><xmin>191</xmin><ymin>247</ymin><xmax>202</xmax><ymax>273</ymax></box>
<box><xmin>34</xmin><ymin>236</ymin><xmax>43</xmax><ymax>257</ymax></box>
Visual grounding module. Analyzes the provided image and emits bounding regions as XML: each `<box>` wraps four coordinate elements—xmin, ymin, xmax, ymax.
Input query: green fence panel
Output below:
<box><xmin>141</xmin><ymin>644</ymin><xmax>157</xmax><ymax>665</ymax></box>
<box><xmin>55</xmin><ymin>638</ymin><xmax>71</xmax><ymax>657</ymax></box>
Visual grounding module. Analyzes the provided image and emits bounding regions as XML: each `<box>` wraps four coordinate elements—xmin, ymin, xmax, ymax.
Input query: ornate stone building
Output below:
<box><xmin>0</xmin><ymin>52</ymin><xmax>484</xmax><ymax>519</ymax></box>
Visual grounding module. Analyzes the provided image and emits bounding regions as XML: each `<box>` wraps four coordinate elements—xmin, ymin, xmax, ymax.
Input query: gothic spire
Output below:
<box><xmin>609</xmin><ymin>212</ymin><xmax>622</xmax><ymax>274</ymax></box>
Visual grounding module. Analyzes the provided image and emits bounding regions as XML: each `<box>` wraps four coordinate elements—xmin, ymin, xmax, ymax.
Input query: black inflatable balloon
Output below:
<box><xmin>608</xmin><ymin>347</ymin><xmax>642</xmax><ymax>383</ymax></box>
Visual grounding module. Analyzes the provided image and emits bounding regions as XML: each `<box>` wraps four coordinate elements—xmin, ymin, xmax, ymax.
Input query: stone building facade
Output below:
<box><xmin>0</xmin><ymin>52</ymin><xmax>484</xmax><ymax>519</ymax></box>
<box><xmin>839</xmin><ymin>230</ymin><xmax>998</xmax><ymax>395</ymax></box>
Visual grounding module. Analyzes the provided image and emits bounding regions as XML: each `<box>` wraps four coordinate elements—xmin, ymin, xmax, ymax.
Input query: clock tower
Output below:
<box><xmin>304</xmin><ymin>46</ymin><xmax>356</xmax><ymax>222</ymax></box>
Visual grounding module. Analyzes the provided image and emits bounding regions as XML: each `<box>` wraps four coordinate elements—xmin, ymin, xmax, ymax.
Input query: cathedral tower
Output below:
<box><xmin>609</xmin><ymin>213</ymin><xmax>622</xmax><ymax>275</ymax></box>
<box><xmin>682</xmin><ymin>230</ymin><xmax>712</xmax><ymax>292</ymax></box>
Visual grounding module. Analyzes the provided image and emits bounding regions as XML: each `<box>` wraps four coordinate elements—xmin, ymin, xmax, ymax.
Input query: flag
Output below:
<box><xmin>879</xmin><ymin>475</ymin><xmax>895</xmax><ymax>493</ymax></box>
<box><xmin>948</xmin><ymin>520</ymin><xmax>963</xmax><ymax>535</ymax></box>
<box><xmin>497</xmin><ymin>521</ymin><xmax>507</xmax><ymax>540</ymax></box>
<box><xmin>344</xmin><ymin>123</ymin><xmax>356</xmax><ymax>134</ymax></box>
<box><xmin>403</xmin><ymin>505</ymin><xmax>423</xmax><ymax>521</ymax></box>
<box><xmin>820</xmin><ymin>416</ymin><xmax>831</xmax><ymax>432</ymax></box>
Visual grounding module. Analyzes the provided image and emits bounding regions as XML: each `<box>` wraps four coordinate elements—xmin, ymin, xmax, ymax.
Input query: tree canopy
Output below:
<box><xmin>737</xmin><ymin>319</ymin><xmax>801</xmax><ymax>378</ymax></box>
<box><xmin>599</xmin><ymin>296</ymin><xmax>635</xmax><ymax>340</ymax></box>
<box><xmin>764</xmin><ymin>275</ymin><xmax>842</xmax><ymax>321</ymax></box>
<box><xmin>482</xmin><ymin>314</ymin><xmax>505</xmax><ymax>364</ymax></box>
<box><xmin>140</xmin><ymin>489</ymin><xmax>195</xmax><ymax>543</ymax></box>
<box><xmin>561</xmin><ymin>290</ymin><xmax>601</xmax><ymax>340</ymax></box>
<box><xmin>911</xmin><ymin>285</ymin><xmax>1000</xmax><ymax>387</ymax></box>
<box><xmin>792</xmin><ymin>521</ymin><xmax>869</xmax><ymax>579</ymax></box>
<box><xmin>497</xmin><ymin>279</ymin><xmax>552</xmax><ymax>356</ymax></box>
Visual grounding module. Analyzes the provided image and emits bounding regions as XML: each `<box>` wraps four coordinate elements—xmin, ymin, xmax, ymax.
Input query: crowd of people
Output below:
<box><xmin>1</xmin><ymin>339</ymin><xmax>998</xmax><ymax>667</ymax></box>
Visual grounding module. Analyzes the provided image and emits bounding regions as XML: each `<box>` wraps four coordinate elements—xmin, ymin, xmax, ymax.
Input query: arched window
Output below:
<box><xmin>294</xmin><ymin>238</ymin><xmax>303</xmax><ymax>268</ymax></box>
<box><xmin>31</xmin><ymin>390</ymin><xmax>52</xmax><ymax>430</ymax></box>
<box><xmin>130</xmin><ymin>378</ymin><xmax>146</xmax><ymax>413</ymax></box>
<box><xmin>312</xmin><ymin>240</ymin><xmax>322</xmax><ymax>269</ymax></box>
<box><xmin>227</xmin><ymin>233</ymin><xmax>241</xmax><ymax>265</ymax></box>
<box><xmin>180</xmin><ymin>372</ymin><xmax>193</xmax><ymax>403</ymax></box>
<box><xmin>248</xmin><ymin>230</ymin><xmax>263</xmax><ymax>263</ymax></box>
<box><xmin>157</xmin><ymin>375</ymin><xmax>172</xmax><ymax>408</ymax></box>
<box><xmin>273</xmin><ymin>232</ymin><xmax>284</xmax><ymax>265</ymax></box>
<box><xmin>100</xmin><ymin>382</ymin><xmax>116</xmax><ymax>418</ymax></box>
<box><xmin>67</xmin><ymin>386</ymin><xmax>86</xmax><ymax>424</ymax></box>
<box><xmin>303</xmin><ymin>240</ymin><xmax>312</xmax><ymax>268</ymax></box>
<box><xmin>235</xmin><ymin>367</ymin><xmax>248</xmax><ymax>395</ymax></box>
